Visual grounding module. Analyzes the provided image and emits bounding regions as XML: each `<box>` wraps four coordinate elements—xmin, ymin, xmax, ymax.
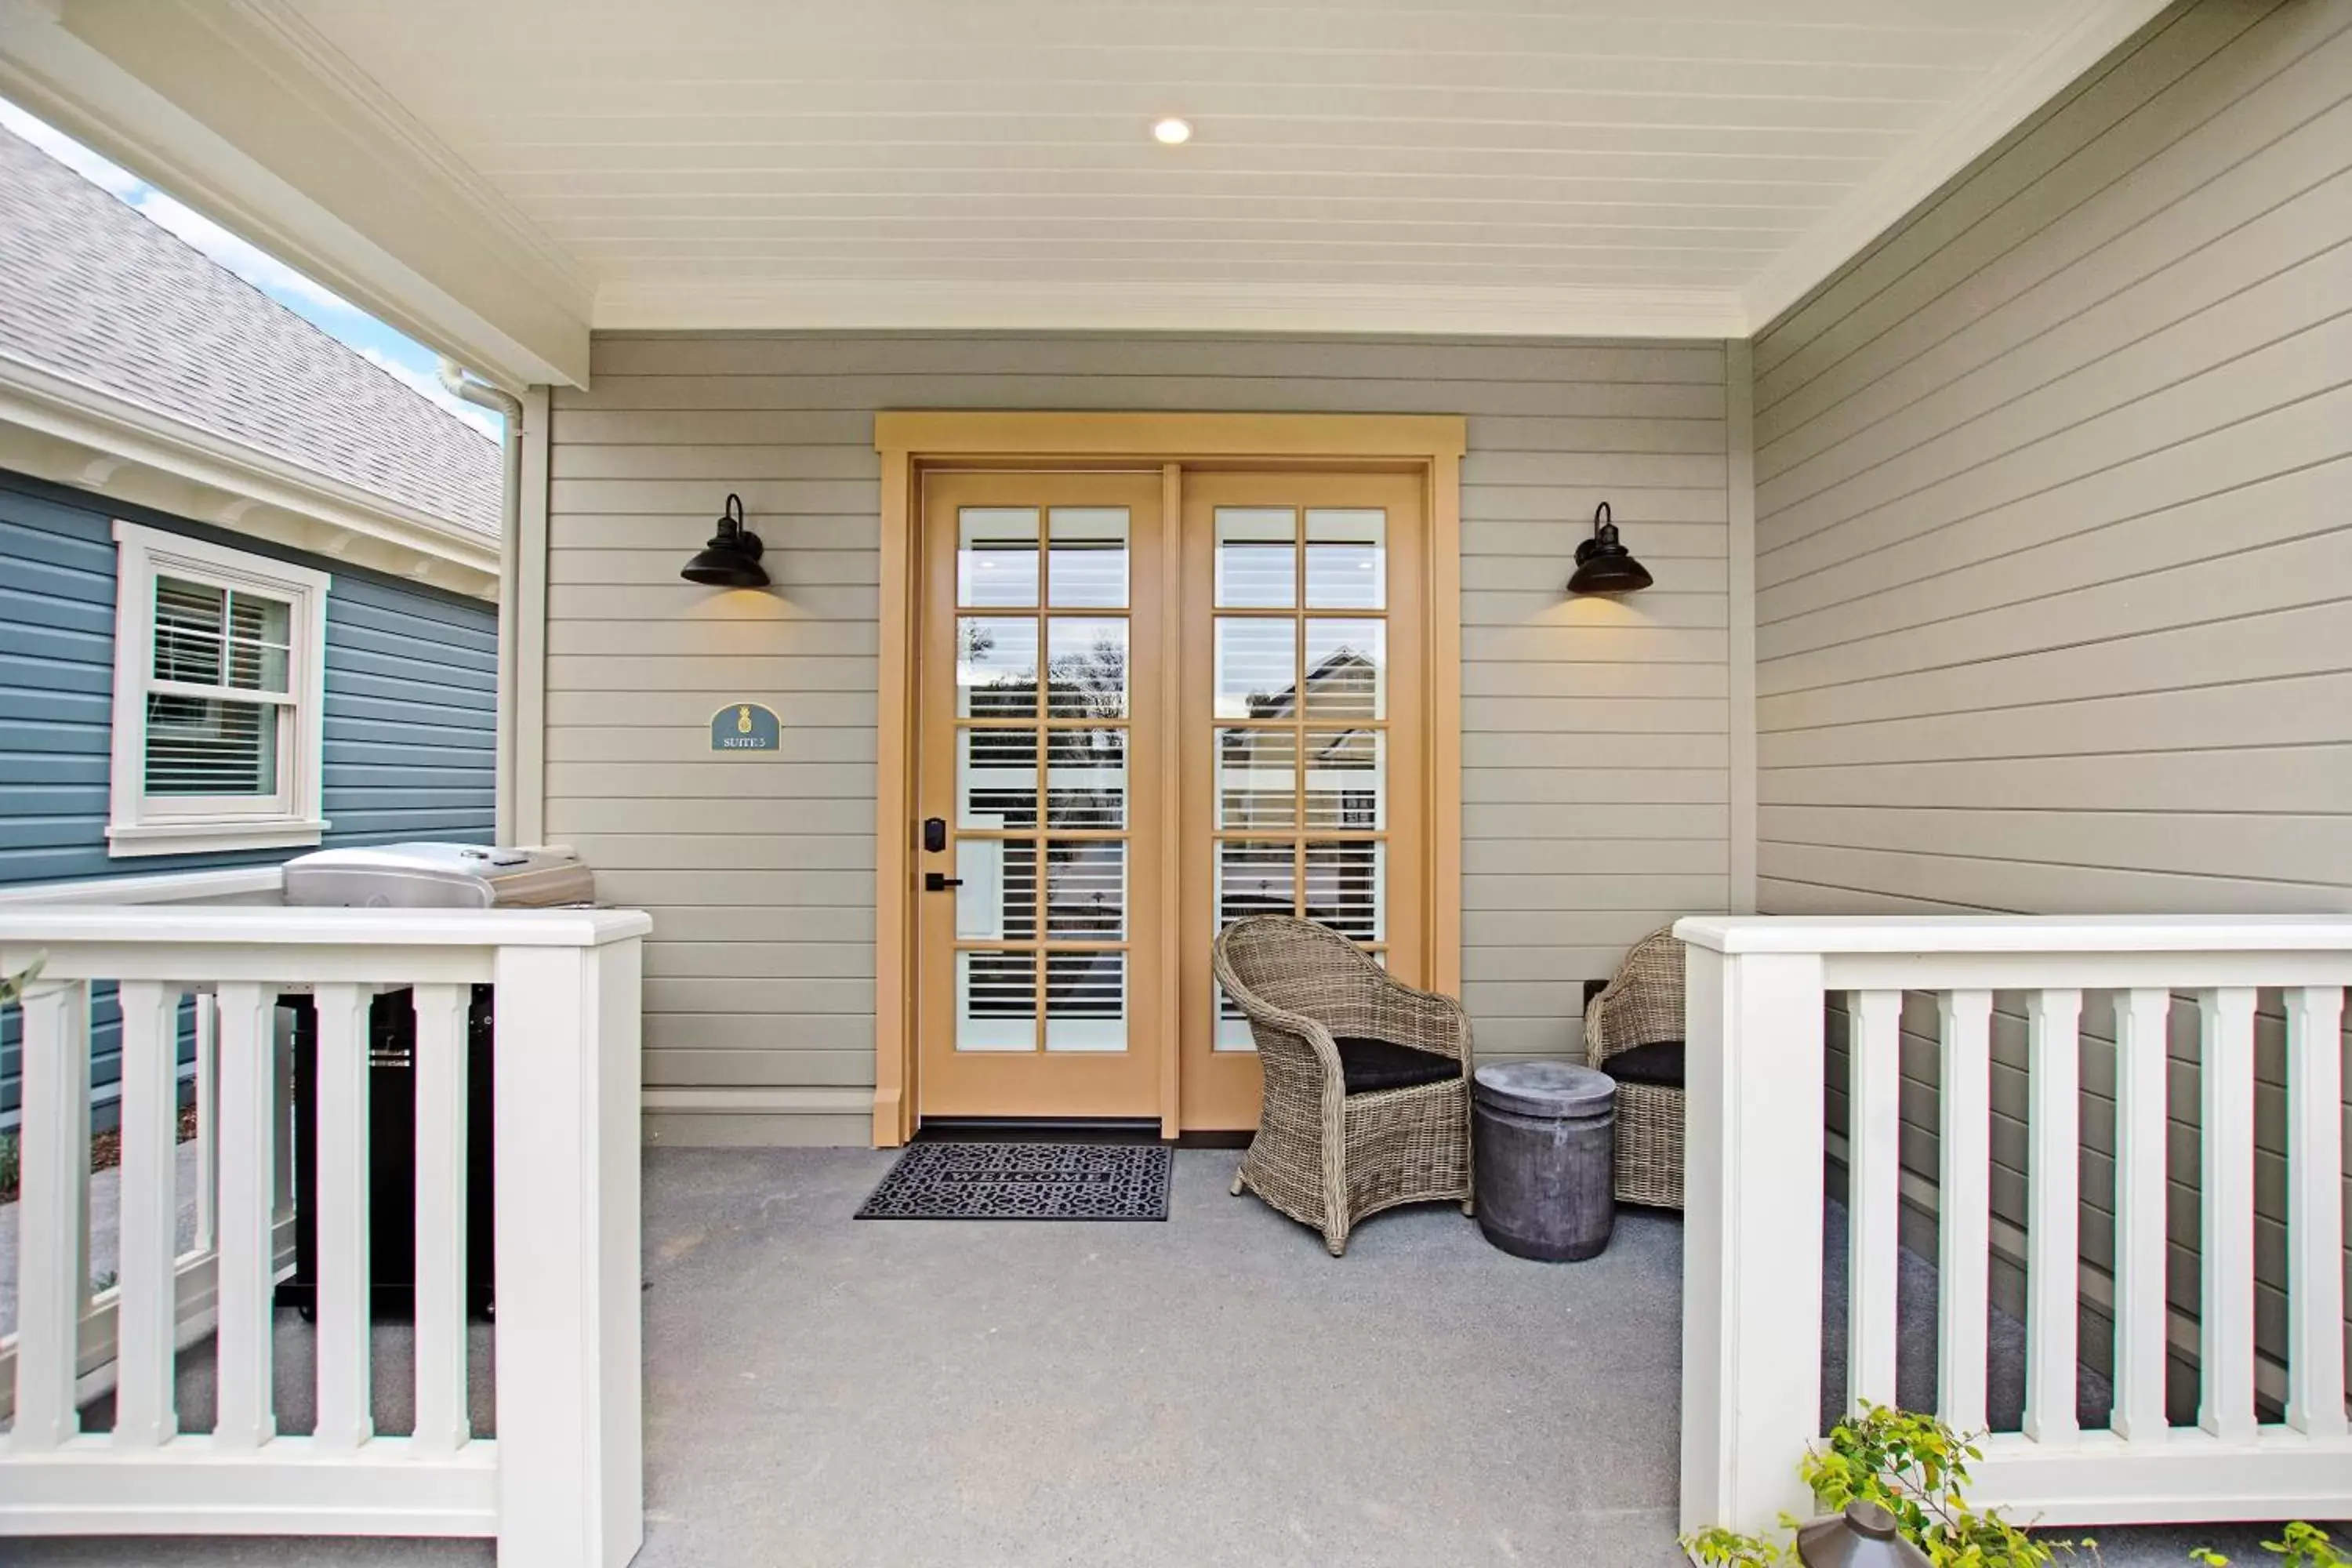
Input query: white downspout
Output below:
<box><xmin>439</xmin><ymin>360</ymin><xmax>525</xmax><ymax>844</ymax></box>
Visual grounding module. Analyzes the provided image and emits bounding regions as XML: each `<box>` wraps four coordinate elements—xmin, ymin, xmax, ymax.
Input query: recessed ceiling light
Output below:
<box><xmin>1153</xmin><ymin>118</ymin><xmax>1192</xmax><ymax>145</ymax></box>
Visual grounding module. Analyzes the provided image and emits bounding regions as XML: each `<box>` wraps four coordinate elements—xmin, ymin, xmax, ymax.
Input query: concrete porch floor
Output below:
<box><xmin>5</xmin><ymin>1146</ymin><xmax>2311</xmax><ymax>1566</ymax></box>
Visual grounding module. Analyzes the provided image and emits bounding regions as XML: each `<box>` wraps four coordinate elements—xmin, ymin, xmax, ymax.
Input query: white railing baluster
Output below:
<box><xmin>2024</xmin><ymin>987</ymin><xmax>2082</xmax><ymax>1446</ymax></box>
<box><xmin>114</xmin><ymin>980</ymin><xmax>182</xmax><ymax>1448</ymax></box>
<box><xmin>2198</xmin><ymin>986</ymin><xmax>2257</xmax><ymax>1443</ymax></box>
<box><xmin>193</xmin><ymin>989</ymin><xmax>218</xmax><ymax>1254</ymax></box>
<box><xmin>2110</xmin><ymin>987</ymin><xmax>2172</xmax><ymax>1443</ymax></box>
<box><xmin>1848</xmin><ymin>988</ymin><xmax>1903</xmax><ymax>1414</ymax></box>
<box><xmin>314</xmin><ymin>982</ymin><xmax>375</xmax><ymax>1452</ymax></box>
<box><xmin>213</xmin><ymin>980</ymin><xmax>278</xmax><ymax>1450</ymax></box>
<box><xmin>1938</xmin><ymin>988</ymin><xmax>1993</xmax><ymax>1436</ymax></box>
<box><xmin>412</xmin><ymin>982</ymin><xmax>473</xmax><ymax>1456</ymax></box>
<box><xmin>13</xmin><ymin>978</ymin><xmax>92</xmax><ymax>1450</ymax></box>
<box><xmin>2282</xmin><ymin>985</ymin><xmax>2346</xmax><ymax>1436</ymax></box>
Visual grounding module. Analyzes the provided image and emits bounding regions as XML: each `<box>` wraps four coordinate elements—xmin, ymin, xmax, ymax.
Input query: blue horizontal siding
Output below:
<box><xmin>0</xmin><ymin>469</ymin><xmax>498</xmax><ymax>1126</ymax></box>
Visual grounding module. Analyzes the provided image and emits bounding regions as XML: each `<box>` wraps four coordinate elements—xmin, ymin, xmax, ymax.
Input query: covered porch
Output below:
<box><xmin>0</xmin><ymin>0</ymin><xmax>2347</xmax><ymax>1561</ymax></box>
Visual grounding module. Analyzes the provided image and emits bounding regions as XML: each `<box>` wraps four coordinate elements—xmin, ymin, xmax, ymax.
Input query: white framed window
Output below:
<box><xmin>107</xmin><ymin>521</ymin><xmax>331</xmax><ymax>857</ymax></box>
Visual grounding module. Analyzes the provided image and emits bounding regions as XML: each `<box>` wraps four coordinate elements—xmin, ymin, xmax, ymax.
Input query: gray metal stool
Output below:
<box><xmin>1471</xmin><ymin>1062</ymin><xmax>1617</xmax><ymax>1261</ymax></box>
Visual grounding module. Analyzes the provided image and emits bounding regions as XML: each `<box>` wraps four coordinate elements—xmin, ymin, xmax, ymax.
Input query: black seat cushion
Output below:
<box><xmin>1334</xmin><ymin>1035</ymin><xmax>1460</xmax><ymax>1094</ymax></box>
<box><xmin>1605</xmin><ymin>1040</ymin><xmax>1685</xmax><ymax>1089</ymax></box>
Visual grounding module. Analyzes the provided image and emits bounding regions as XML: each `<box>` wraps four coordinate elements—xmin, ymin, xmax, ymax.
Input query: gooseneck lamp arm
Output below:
<box><xmin>1566</xmin><ymin>499</ymin><xmax>1653</xmax><ymax>595</ymax></box>
<box><xmin>681</xmin><ymin>492</ymin><xmax>771</xmax><ymax>587</ymax></box>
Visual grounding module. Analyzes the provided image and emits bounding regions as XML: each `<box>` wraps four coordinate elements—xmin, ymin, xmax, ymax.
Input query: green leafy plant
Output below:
<box><xmin>1682</xmin><ymin>1404</ymin><xmax>2088</xmax><ymax>1566</ymax></box>
<box><xmin>1684</xmin><ymin>1407</ymin><xmax>2344</xmax><ymax>1568</ymax></box>
<box><xmin>1804</xmin><ymin>1404</ymin><xmax>2092</xmax><ymax>1565</ymax></box>
<box><xmin>2194</xmin><ymin>1523</ymin><xmax>2349</xmax><ymax>1568</ymax></box>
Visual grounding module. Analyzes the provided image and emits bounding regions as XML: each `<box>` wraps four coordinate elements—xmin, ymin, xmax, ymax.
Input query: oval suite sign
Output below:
<box><xmin>710</xmin><ymin>702</ymin><xmax>780</xmax><ymax>752</ymax></box>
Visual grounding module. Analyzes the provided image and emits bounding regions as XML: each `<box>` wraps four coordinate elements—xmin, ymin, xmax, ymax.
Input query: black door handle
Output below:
<box><xmin>924</xmin><ymin>872</ymin><xmax>964</xmax><ymax>891</ymax></box>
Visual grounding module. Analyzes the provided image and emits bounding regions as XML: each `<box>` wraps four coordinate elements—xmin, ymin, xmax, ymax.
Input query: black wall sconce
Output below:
<box><xmin>681</xmin><ymin>493</ymin><xmax>768</xmax><ymax>587</ymax></box>
<box><xmin>1566</xmin><ymin>501</ymin><xmax>1652</xmax><ymax>594</ymax></box>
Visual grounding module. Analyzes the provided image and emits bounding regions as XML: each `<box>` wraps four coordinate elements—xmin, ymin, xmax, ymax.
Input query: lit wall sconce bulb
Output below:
<box><xmin>1153</xmin><ymin>118</ymin><xmax>1192</xmax><ymax>145</ymax></box>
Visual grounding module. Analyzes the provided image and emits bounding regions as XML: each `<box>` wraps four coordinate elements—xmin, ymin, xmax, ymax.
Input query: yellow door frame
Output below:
<box><xmin>873</xmin><ymin>411</ymin><xmax>1467</xmax><ymax>1147</ymax></box>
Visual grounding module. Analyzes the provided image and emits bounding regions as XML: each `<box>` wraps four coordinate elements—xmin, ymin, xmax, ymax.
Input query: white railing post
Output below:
<box><xmin>413</xmin><ymin>982</ymin><xmax>474</xmax><ymax>1457</ymax></box>
<box><xmin>492</xmin><ymin>935</ymin><xmax>645</xmax><ymax>1568</ymax></box>
<box><xmin>1846</xmin><ymin>988</ymin><xmax>1903</xmax><ymax>1415</ymax></box>
<box><xmin>1936</xmin><ymin>988</ymin><xmax>1993</xmax><ymax>1436</ymax></box>
<box><xmin>114</xmin><ymin>979</ymin><xmax>182</xmax><ymax>1448</ymax></box>
<box><xmin>2023</xmin><ymin>987</ymin><xmax>2082</xmax><ymax>1447</ymax></box>
<box><xmin>2198</xmin><ymin>987</ymin><xmax>2258</xmax><ymax>1443</ymax></box>
<box><xmin>313</xmin><ymin>982</ymin><xmax>376</xmax><ymax>1453</ymax></box>
<box><xmin>2281</xmin><ymin>985</ymin><xmax>2346</xmax><ymax>1437</ymax></box>
<box><xmin>13</xmin><ymin>978</ymin><xmax>92</xmax><ymax>1450</ymax></box>
<box><xmin>1679</xmin><ymin>932</ymin><xmax>1826</xmax><ymax>1538</ymax></box>
<box><xmin>2109</xmin><ymin>986</ymin><xmax>2172</xmax><ymax>1443</ymax></box>
<box><xmin>213</xmin><ymin>980</ymin><xmax>279</xmax><ymax>1451</ymax></box>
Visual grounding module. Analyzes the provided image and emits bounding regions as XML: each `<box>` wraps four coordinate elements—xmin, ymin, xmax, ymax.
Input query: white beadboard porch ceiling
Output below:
<box><xmin>285</xmin><ymin>0</ymin><xmax>2164</xmax><ymax>342</ymax></box>
<box><xmin>0</xmin><ymin>0</ymin><xmax>2172</xmax><ymax>381</ymax></box>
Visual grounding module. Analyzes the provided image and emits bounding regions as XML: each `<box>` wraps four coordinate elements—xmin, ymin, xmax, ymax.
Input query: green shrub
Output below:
<box><xmin>1682</xmin><ymin>1404</ymin><xmax>2345</xmax><ymax>1568</ymax></box>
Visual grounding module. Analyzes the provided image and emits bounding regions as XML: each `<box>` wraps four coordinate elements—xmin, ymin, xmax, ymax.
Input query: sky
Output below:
<box><xmin>0</xmin><ymin>97</ymin><xmax>503</xmax><ymax>441</ymax></box>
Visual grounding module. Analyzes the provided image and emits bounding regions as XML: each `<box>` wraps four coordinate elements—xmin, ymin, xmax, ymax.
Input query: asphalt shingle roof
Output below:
<box><xmin>0</xmin><ymin>126</ymin><xmax>500</xmax><ymax>537</ymax></box>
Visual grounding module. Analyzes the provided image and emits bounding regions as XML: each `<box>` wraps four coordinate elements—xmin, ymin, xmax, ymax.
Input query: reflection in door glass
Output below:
<box><xmin>1046</xmin><ymin>840</ymin><xmax>1126</xmax><ymax>939</ymax></box>
<box><xmin>1214</xmin><ymin>508</ymin><xmax>1295</xmax><ymax>608</ymax></box>
<box><xmin>1046</xmin><ymin>618</ymin><xmax>1128</xmax><ymax>719</ymax></box>
<box><xmin>1305</xmin><ymin>510</ymin><xmax>1385</xmax><ymax>608</ymax></box>
<box><xmin>1301</xmin><ymin>619</ymin><xmax>1384</xmax><ymax>720</ymax></box>
<box><xmin>1213</xmin><ymin>619</ymin><xmax>1296</xmax><ymax>720</ymax></box>
<box><xmin>956</xmin><ymin>949</ymin><xmax>1036</xmax><ymax>1052</ymax></box>
<box><xmin>958</xmin><ymin>508</ymin><xmax>1040</xmax><ymax>607</ymax></box>
<box><xmin>1304</xmin><ymin>840</ymin><xmax>1385</xmax><ymax>942</ymax></box>
<box><xmin>1045</xmin><ymin>728</ymin><xmax>1125</xmax><ymax>829</ymax></box>
<box><xmin>957</xmin><ymin>617</ymin><xmax>1040</xmax><ymax>719</ymax></box>
<box><xmin>1047</xmin><ymin>508</ymin><xmax>1129</xmax><ymax>609</ymax></box>
<box><xmin>1216</xmin><ymin>728</ymin><xmax>1297</xmax><ymax>829</ymax></box>
<box><xmin>958</xmin><ymin>727</ymin><xmax>1036</xmax><ymax>828</ymax></box>
<box><xmin>1045</xmin><ymin>952</ymin><xmax>1125</xmax><ymax>1052</ymax></box>
<box><xmin>1216</xmin><ymin>839</ymin><xmax>1295</xmax><ymax>928</ymax></box>
<box><xmin>1303</xmin><ymin>729</ymin><xmax>1383</xmax><ymax>829</ymax></box>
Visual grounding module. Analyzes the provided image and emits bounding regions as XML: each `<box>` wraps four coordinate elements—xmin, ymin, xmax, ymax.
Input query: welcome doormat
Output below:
<box><xmin>855</xmin><ymin>1142</ymin><xmax>1173</xmax><ymax>1221</ymax></box>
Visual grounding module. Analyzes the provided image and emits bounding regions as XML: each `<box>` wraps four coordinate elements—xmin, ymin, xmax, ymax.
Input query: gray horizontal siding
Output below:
<box><xmin>549</xmin><ymin>332</ymin><xmax>1733</xmax><ymax>1123</ymax></box>
<box><xmin>0</xmin><ymin>467</ymin><xmax>498</xmax><ymax>1124</ymax></box>
<box><xmin>1752</xmin><ymin>0</ymin><xmax>2352</xmax><ymax>1417</ymax></box>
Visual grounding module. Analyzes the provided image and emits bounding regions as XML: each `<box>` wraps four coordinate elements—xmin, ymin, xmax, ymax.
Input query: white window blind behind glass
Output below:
<box><xmin>144</xmin><ymin>574</ymin><xmax>292</xmax><ymax>797</ymax></box>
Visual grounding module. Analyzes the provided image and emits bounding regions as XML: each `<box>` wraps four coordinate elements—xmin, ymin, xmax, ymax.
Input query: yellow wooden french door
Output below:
<box><xmin>1178</xmin><ymin>471</ymin><xmax>1427</xmax><ymax>1130</ymax></box>
<box><xmin>911</xmin><ymin>462</ymin><xmax>1429</xmax><ymax>1131</ymax></box>
<box><xmin>914</xmin><ymin>470</ymin><xmax>1169</xmax><ymax>1118</ymax></box>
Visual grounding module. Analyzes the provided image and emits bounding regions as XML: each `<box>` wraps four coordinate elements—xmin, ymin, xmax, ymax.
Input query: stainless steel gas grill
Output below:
<box><xmin>280</xmin><ymin>841</ymin><xmax>593</xmax><ymax>909</ymax></box>
<box><xmin>276</xmin><ymin>842</ymin><xmax>593</xmax><ymax>1321</ymax></box>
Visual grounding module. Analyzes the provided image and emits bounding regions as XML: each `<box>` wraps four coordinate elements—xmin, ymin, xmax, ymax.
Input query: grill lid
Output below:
<box><xmin>281</xmin><ymin>842</ymin><xmax>593</xmax><ymax>909</ymax></box>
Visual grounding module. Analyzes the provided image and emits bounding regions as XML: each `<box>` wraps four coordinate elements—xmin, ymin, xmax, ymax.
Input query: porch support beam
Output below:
<box><xmin>0</xmin><ymin>0</ymin><xmax>591</xmax><ymax>390</ymax></box>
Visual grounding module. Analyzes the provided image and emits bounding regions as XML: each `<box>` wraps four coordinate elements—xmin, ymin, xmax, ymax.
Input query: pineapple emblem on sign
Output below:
<box><xmin>710</xmin><ymin>702</ymin><xmax>779</xmax><ymax>752</ymax></box>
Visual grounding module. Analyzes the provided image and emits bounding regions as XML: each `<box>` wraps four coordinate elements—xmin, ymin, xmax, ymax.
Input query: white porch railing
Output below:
<box><xmin>1676</xmin><ymin>916</ymin><xmax>2351</xmax><ymax>1537</ymax></box>
<box><xmin>0</xmin><ymin>905</ymin><xmax>650</xmax><ymax>1566</ymax></box>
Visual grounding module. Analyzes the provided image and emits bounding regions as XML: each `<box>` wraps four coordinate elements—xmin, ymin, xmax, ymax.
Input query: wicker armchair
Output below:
<box><xmin>1583</xmin><ymin>926</ymin><xmax>1688</xmax><ymax>1209</ymax></box>
<box><xmin>1214</xmin><ymin>916</ymin><xmax>1475</xmax><ymax>1256</ymax></box>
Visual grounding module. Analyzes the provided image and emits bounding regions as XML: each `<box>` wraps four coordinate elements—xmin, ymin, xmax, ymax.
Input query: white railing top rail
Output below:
<box><xmin>1676</xmin><ymin>913</ymin><xmax>2352</xmax><ymax>955</ymax></box>
<box><xmin>0</xmin><ymin>905</ymin><xmax>650</xmax><ymax>951</ymax></box>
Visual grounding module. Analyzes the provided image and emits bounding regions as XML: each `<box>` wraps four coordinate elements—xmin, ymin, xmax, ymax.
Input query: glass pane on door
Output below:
<box><xmin>1046</xmin><ymin>952</ymin><xmax>1126</xmax><ymax>1053</ymax></box>
<box><xmin>957</xmin><ymin>950</ymin><xmax>1037</xmax><ymax>1052</ymax></box>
